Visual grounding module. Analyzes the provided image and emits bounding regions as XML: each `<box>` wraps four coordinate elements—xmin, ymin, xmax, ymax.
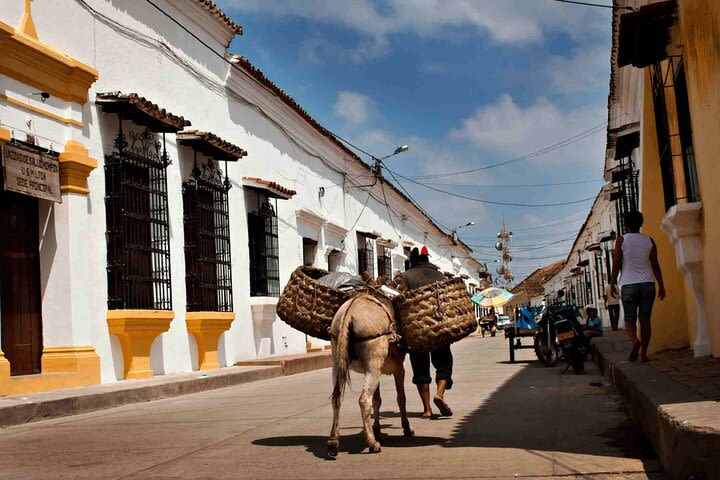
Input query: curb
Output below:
<box><xmin>0</xmin><ymin>352</ymin><xmax>332</xmax><ymax>429</ymax></box>
<box><xmin>594</xmin><ymin>342</ymin><xmax>720</xmax><ymax>480</ymax></box>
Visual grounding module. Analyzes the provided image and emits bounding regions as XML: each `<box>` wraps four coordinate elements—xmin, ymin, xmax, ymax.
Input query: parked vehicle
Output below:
<box><xmin>533</xmin><ymin>307</ymin><xmax>561</xmax><ymax>367</ymax></box>
<box><xmin>549</xmin><ymin>304</ymin><xmax>587</xmax><ymax>374</ymax></box>
<box><xmin>496</xmin><ymin>315</ymin><xmax>512</xmax><ymax>330</ymax></box>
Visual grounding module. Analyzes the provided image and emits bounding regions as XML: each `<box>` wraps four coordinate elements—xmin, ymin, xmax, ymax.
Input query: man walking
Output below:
<box><xmin>610</xmin><ymin>211</ymin><xmax>666</xmax><ymax>362</ymax></box>
<box><xmin>603</xmin><ymin>282</ymin><xmax>621</xmax><ymax>331</ymax></box>
<box><xmin>395</xmin><ymin>246</ymin><xmax>454</xmax><ymax>418</ymax></box>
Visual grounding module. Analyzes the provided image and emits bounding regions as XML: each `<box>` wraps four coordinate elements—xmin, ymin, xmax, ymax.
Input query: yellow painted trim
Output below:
<box><xmin>0</xmin><ymin>93</ymin><xmax>83</xmax><ymax>127</ymax></box>
<box><xmin>0</xmin><ymin>126</ymin><xmax>11</xmax><ymax>145</ymax></box>
<box><xmin>19</xmin><ymin>0</ymin><xmax>37</xmax><ymax>39</ymax></box>
<box><xmin>0</xmin><ymin>22</ymin><xmax>98</xmax><ymax>104</ymax></box>
<box><xmin>108</xmin><ymin>310</ymin><xmax>175</xmax><ymax>379</ymax></box>
<box><xmin>59</xmin><ymin>140</ymin><xmax>97</xmax><ymax>195</ymax></box>
<box><xmin>0</xmin><ymin>346</ymin><xmax>100</xmax><ymax>396</ymax></box>
<box><xmin>186</xmin><ymin>312</ymin><xmax>235</xmax><ymax>371</ymax></box>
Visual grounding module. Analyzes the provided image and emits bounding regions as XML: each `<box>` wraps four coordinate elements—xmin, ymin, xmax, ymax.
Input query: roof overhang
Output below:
<box><xmin>96</xmin><ymin>92</ymin><xmax>189</xmax><ymax>133</ymax></box>
<box><xmin>242</xmin><ymin>177</ymin><xmax>296</xmax><ymax>199</ymax></box>
<box><xmin>177</xmin><ymin>130</ymin><xmax>247</xmax><ymax>161</ymax></box>
<box><xmin>618</xmin><ymin>1</ymin><xmax>678</xmax><ymax>68</ymax></box>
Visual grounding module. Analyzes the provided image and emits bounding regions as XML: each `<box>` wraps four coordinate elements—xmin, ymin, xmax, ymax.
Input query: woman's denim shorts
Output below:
<box><xmin>621</xmin><ymin>282</ymin><xmax>656</xmax><ymax>321</ymax></box>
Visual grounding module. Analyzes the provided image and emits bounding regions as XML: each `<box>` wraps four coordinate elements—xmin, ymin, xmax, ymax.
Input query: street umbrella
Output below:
<box><xmin>471</xmin><ymin>287</ymin><xmax>514</xmax><ymax>308</ymax></box>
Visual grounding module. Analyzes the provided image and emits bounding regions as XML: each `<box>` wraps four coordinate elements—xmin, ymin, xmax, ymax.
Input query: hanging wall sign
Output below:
<box><xmin>2</xmin><ymin>143</ymin><xmax>61</xmax><ymax>203</ymax></box>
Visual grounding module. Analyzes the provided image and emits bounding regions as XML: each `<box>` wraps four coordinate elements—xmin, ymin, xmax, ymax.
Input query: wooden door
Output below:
<box><xmin>0</xmin><ymin>187</ymin><xmax>42</xmax><ymax>375</ymax></box>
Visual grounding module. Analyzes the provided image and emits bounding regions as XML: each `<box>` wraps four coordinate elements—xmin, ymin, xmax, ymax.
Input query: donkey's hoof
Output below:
<box><xmin>373</xmin><ymin>425</ymin><xmax>382</xmax><ymax>439</ymax></box>
<box><xmin>327</xmin><ymin>439</ymin><xmax>339</xmax><ymax>458</ymax></box>
<box><xmin>403</xmin><ymin>425</ymin><xmax>415</xmax><ymax>437</ymax></box>
<box><xmin>369</xmin><ymin>441</ymin><xmax>382</xmax><ymax>453</ymax></box>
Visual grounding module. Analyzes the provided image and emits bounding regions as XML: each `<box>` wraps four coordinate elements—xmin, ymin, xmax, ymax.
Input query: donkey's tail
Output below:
<box><xmin>330</xmin><ymin>299</ymin><xmax>355</xmax><ymax>398</ymax></box>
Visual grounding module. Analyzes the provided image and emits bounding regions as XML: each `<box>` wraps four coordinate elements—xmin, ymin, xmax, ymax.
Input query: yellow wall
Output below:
<box><xmin>677</xmin><ymin>1</ymin><xmax>720</xmax><ymax>356</ymax></box>
<box><xmin>640</xmin><ymin>72</ymin><xmax>690</xmax><ymax>354</ymax></box>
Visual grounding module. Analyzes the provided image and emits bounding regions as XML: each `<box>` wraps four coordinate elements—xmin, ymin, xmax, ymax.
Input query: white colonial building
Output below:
<box><xmin>0</xmin><ymin>0</ymin><xmax>483</xmax><ymax>395</ymax></box>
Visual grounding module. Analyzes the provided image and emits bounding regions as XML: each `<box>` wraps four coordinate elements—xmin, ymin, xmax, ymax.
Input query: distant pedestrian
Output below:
<box><xmin>603</xmin><ymin>282</ymin><xmax>621</xmax><ymax>331</ymax></box>
<box><xmin>610</xmin><ymin>211</ymin><xmax>666</xmax><ymax>362</ymax></box>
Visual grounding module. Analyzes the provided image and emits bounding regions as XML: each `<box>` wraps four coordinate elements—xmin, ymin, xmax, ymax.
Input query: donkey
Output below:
<box><xmin>327</xmin><ymin>292</ymin><xmax>414</xmax><ymax>457</ymax></box>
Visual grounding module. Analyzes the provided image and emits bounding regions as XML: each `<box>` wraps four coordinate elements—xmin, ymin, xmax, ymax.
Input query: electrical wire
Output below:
<box><xmin>553</xmin><ymin>0</ymin><xmax>634</xmax><ymax>11</ymax></box>
<box><xmin>385</xmin><ymin>167</ymin><xmax>597</xmax><ymax>207</ymax></box>
<box><xmin>421</xmin><ymin>179</ymin><xmax>603</xmax><ymax>188</ymax></box>
<box><xmin>402</xmin><ymin>122</ymin><xmax>607</xmax><ymax>180</ymax></box>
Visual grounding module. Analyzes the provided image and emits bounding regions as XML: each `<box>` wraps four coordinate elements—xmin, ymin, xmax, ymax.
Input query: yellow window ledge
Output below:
<box><xmin>0</xmin><ymin>346</ymin><xmax>100</xmax><ymax>396</ymax></box>
<box><xmin>186</xmin><ymin>312</ymin><xmax>235</xmax><ymax>371</ymax></box>
<box><xmin>0</xmin><ymin>22</ymin><xmax>98</xmax><ymax>105</ymax></box>
<box><xmin>107</xmin><ymin>310</ymin><xmax>175</xmax><ymax>380</ymax></box>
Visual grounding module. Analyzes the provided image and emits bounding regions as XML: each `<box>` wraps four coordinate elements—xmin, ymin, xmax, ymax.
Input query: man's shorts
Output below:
<box><xmin>409</xmin><ymin>345</ymin><xmax>453</xmax><ymax>389</ymax></box>
<box><xmin>621</xmin><ymin>282</ymin><xmax>656</xmax><ymax>322</ymax></box>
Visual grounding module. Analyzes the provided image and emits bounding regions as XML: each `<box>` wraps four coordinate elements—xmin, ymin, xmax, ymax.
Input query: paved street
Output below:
<box><xmin>0</xmin><ymin>335</ymin><xmax>664</xmax><ymax>479</ymax></box>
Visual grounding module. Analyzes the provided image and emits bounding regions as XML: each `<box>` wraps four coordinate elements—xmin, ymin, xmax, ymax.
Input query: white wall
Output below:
<box><xmin>0</xmin><ymin>0</ymin><xmax>482</xmax><ymax>383</ymax></box>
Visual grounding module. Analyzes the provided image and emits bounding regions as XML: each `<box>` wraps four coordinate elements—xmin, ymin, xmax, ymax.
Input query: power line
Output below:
<box><xmin>422</xmin><ymin>179</ymin><xmax>603</xmax><ymax>188</ymax></box>
<box><xmin>406</xmin><ymin>122</ymin><xmax>607</xmax><ymax>180</ymax></box>
<box><xmin>553</xmin><ymin>0</ymin><xmax>635</xmax><ymax>11</ymax></box>
<box><xmin>385</xmin><ymin>168</ymin><xmax>597</xmax><ymax>208</ymax></box>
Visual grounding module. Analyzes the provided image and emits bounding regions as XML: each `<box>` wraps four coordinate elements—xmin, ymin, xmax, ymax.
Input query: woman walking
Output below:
<box><xmin>610</xmin><ymin>211</ymin><xmax>666</xmax><ymax>362</ymax></box>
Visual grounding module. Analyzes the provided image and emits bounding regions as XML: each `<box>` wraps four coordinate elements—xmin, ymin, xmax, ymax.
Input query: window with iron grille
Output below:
<box><xmin>650</xmin><ymin>56</ymin><xmax>700</xmax><ymax>211</ymax></box>
<box><xmin>248</xmin><ymin>198</ymin><xmax>280</xmax><ymax>297</ymax></box>
<box><xmin>183</xmin><ymin>159</ymin><xmax>233</xmax><ymax>312</ymax></box>
<box><xmin>105</xmin><ymin>125</ymin><xmax>172</xmax><ymax>310</ymax></box>
<box><xmin>357</xmin><ymin>235</ymin><xmax>374</xmax><ymax>277</ymax></box>
<box><xmin>594</xmin><ymin>252</ymin><xmax>605</xmax><ymax>302</ymax></box>
<box><xmin>377</xmin><ymin>245</ymin><xmax>392</xmax><ymax>279</ymax></box>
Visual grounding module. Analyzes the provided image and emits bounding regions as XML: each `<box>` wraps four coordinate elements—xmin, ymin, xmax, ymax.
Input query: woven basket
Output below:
<box><xmin>394</xmin><ymin>277</ymin><xmax>477</xmax><ymax>352</ymax></box>
<box><xmin>276</xmin><ymin>266</ymin><xmax>349</xmax><ymax>340</ymax></box>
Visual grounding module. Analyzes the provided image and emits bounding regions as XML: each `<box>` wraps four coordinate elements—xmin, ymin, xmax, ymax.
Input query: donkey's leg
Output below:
<box><xmin>359</xmin><ymin>368</ymin><xmax>382</xmax><ymax>453</ymax></box>
<box><xmin>394</xmin><ymin>366</ymin><xmax>414</xmax><ymax>437</ymax></box>
<box><xmin>372</xmin><ymin>385</ymin><xmax>382</xmax><ymax>440</ymax></box>
<box><xmin>327</xmin><ymin>366</ymin><xmax>343</xmax><ymax>457</ymax></box>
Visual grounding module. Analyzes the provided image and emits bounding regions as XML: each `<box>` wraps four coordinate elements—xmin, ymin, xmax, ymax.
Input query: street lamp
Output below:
<box><xmin>450</xmin><ymin>221</ymin><xmax>475</xmax><ymax>244</ymax></box>
<box><xmin>355</xmin><ymin>145</ymin><xmax>410</xmax><ymax>187</ymax></box>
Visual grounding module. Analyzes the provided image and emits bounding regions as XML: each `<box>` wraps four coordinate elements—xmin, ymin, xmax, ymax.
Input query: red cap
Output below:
<box><xmin>421</xmin><ymin>246</ymin><xmax>429</xmax><ymax>256</ymax></box>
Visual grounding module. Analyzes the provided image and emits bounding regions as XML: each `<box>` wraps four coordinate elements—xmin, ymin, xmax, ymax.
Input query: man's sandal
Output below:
<box><xmin>433</xmin><ymin>396</ymin><xmax>453</xmax><ymax>417</ymax></box>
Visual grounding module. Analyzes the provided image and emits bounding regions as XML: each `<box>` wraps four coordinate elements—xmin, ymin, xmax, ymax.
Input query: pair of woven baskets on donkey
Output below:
<box><xmin>276</xmin><ymin>265</ymin><xmax>477</xmax><ymax>353</ymax></box>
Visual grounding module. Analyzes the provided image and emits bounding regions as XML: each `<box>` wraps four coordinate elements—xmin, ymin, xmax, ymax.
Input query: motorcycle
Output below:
<box><xmin>549</xmin><ymin>304</ymin><xmax>587</xmax><ymax>374</ymax></box>
<box><xmin>533</xmin><ymin>307</ymin><xmax>561</xmax><ymax>367</ymax></box>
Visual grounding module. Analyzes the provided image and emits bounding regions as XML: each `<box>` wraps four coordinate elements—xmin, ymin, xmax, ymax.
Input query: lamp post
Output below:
<box><xmin>371</xmin><ymin>145</ymin><xmax>410</xmax><ymax>176</ymax></box>
<box><xmin>355</xmin><ymin>145</ymin><xmax>410</xmax><ymax>188</ymax></box>
<box><xmin>450</xmin><ymin>221</ymin><xmax>475</xmax><ymax>244</ymax></box>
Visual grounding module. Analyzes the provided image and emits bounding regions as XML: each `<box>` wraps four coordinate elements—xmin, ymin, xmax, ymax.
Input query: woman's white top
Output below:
<box><xmin>620</xmin><ymin>232</ymin><xmax>655</xmax><ymax>286</ymax></box>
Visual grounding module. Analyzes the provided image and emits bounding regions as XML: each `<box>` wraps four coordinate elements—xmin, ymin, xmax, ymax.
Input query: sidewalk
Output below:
<box><xmin>0</xmin><ymin>351</ymin><xmax>332</xmax><ymax>429</ymax></box>
<box><xmin>593</xmin><ymin>331</ymin><xmax>720</xmax><ymax>480</ymax></box>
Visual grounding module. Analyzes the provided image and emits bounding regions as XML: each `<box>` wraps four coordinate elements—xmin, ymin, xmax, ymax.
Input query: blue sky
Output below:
<box><xmin>217</xmin><ymin>0</ymin><xmax>613</xmax><ymax>281</ymax></box>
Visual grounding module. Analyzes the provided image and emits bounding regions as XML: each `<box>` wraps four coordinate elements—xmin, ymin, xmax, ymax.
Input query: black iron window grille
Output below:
<box><xmin>377</xmin><ymin>245</ymin><xmax>392</xmax><ymax>279</ymax></box>
<box><xmin>248</xmin><ymin>197</ymin><xmax>280</xmax><ymax>297</ymax></box>
<box><xmin>650</xmin><ymin>56</ymin><xmax>701</xmax><ymax>211</ymax></box>
<box><xmin>357</xmin><ymin>235</ymin><xmax>374</xmax><ymax>277</ymax></box>
<box><xmin>105</xmin><ymin>121</ymin><xmax>172</xmax><ymax>310</ymax></box>
<box><xmin>183</xmin><ymin>154</ymin><xmax>233</xmax><ymax>312</ymax></box>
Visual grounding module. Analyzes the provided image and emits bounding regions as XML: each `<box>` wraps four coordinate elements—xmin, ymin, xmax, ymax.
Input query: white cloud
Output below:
<box><xmin>545</xmin><ymin>44</ymin><xmax>610</xmax><ymax>94</ymax></box>
<box><xmin>219</xmin><ymin>0</ymin><xmax>609</xmax><ymax>61</ymax></box>
<box><xmin>299</xmin><ymin>34</ymin><xmax>389</xmax><ymax>65</ymax></box>
<box><xmin>449</xmin><ymin>94</ymin><xmax>606</xmax><ymax>165</ymax></box>
<box><xmin>332</xmin><ymin>90</ymin><xmax>377</xmax><ymax>126</ymax></box>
